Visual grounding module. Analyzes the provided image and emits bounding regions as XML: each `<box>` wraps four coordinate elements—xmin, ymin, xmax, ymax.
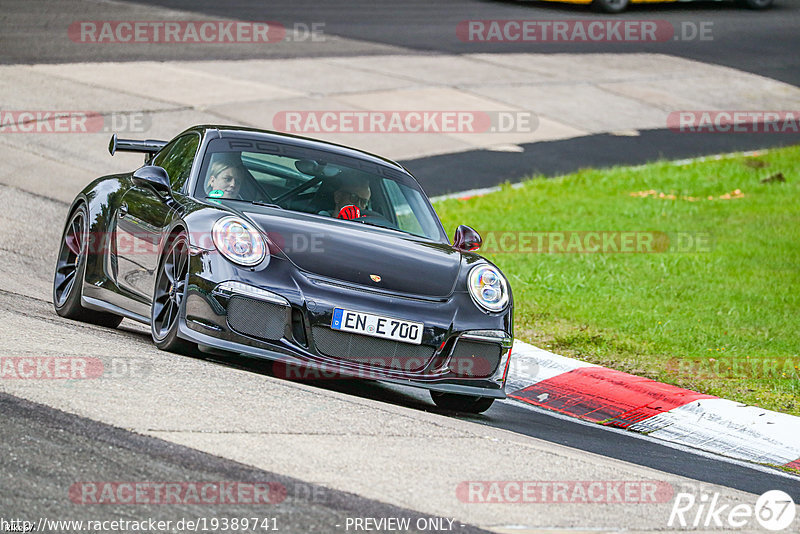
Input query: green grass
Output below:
<box><xmin>435</xmin><ymin>147</ymin><xmax>800</xmax><ymax>415</ymax></box>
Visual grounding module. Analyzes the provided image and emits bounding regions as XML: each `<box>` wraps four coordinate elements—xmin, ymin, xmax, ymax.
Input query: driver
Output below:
<box><xmin>320</xmin><ymin>176</ymin><xmax>371</xmax><ymax>218</ymax></box>
<box><xmin>205</xmin><ymin>153</ymin><xmax>249</xmax><ymax>199</ymax></box>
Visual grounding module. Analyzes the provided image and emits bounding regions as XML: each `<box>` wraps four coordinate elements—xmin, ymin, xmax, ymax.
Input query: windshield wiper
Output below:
<box><xmin>204</xmin><ymin>197</ymin><xmax>282</xmax><ymax>209</ymax></box>
<box><xmin>351</xmin><ymin>219</ymin><xmax>429</xmax><ymax>240</ymax></box>
<box><xmin>251</xmin><ymin>200</ymin><xmax>282</xmax><ymax>209</ymax></box>
<box><xmin>352</xmin><ymin>218</ymin><xmax>401</xmax><ymax>232</ymax></box>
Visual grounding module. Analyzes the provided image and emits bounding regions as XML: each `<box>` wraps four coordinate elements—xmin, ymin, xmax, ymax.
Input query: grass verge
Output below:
<box><xmin>435</xmin><ymin>147</ymin><xmax>800</xmax><ymax>415</ymax></box>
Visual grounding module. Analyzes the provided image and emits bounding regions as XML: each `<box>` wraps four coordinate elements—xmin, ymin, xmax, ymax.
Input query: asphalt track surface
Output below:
<box><xmin>0</xmin><ymin>393</ymin><xmax>490</xmax><ymax>534</ymax></box>
<box><xmin>405</xmin><ymin>128</ymin><xmax>800</xmax><ymax>195</ymax></box>
<box><xmin>169</xmin><ymin>353</ymin><xmax>800</xmax><ymax>501</ymax></box>
<box><xmin>132</xmin><ymin>0</ymin><xmax>800</xmax><ymax>87</ymax></box>
<box><xmin>2</xmin><ymin>347</ymin><xmax>798</xmax><ymax>526</ymax></box>
<box><xmin>4</xmin><ymin>0</ymin><xmax>799</xmax><ymax>87</ymax></box>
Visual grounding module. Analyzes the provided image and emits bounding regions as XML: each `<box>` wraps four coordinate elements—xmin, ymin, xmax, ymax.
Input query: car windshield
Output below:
<box><xmin>194</xmin><ymin>137</ymin><xmax>447</xmax><ymax>241</ymax></box>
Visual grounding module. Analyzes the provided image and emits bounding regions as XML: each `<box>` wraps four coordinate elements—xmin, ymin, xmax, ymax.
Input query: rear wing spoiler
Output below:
<box><xmin>108</xmin><ymin>133</ymin><xmax>167</xmax><ymax>157</ymax></box>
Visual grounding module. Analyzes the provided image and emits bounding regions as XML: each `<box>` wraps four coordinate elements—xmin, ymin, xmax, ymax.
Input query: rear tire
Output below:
<box><xmin>151</xmin><ymin>231</ymin><xmax>196</xmax><ymax>354</ymax></box>
<box><xmin>592</xmin><ymin>0</ymin><xmax>630</xmax><ymax>13</ymax></box>
<box><xmin>430</xmin><ymin>391</ymin><xmax>495</xmax><ymax>414</ymax></box>
<box><xmin>53</xmin><ymin>204</ymin><xmax>123</xmax><ymax>328</ymax></box>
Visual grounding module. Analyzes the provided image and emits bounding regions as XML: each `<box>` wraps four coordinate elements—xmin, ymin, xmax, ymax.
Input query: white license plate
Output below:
<box><xmin>331</xmin><ymin>308</ymin><xmax>423</xmax><ymax>345</ymax></box>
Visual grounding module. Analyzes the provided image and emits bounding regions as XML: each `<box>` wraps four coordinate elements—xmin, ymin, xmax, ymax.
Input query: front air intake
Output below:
<box><xmin>448</xmin><ymin>340</ymin><xmax>502</xmax><ymax>378</ymax></box>
<box><xmin>226</xmin><ymin>296</ymin><xmax>289</xmax><ymax>342</ymax></box>
<box><xmin>311</xmin><ymin>326</ymin><xmax>434</xmax><ymax>372</ymax></box>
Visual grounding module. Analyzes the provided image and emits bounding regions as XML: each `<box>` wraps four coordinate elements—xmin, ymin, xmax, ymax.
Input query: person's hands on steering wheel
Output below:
<box><xmin>337</xmin><ymin>205</ymin><xmax>361</xmax><ymax>220</ymax></box>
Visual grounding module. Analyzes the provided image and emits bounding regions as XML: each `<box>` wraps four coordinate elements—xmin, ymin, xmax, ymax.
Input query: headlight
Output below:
<box><xmin>212</xmin><ymin>216</ymin><xmax>267</xmax><ymax>267</ymax></box>
<box><xmin>468</xmin><ymin>264</ymin><xmax>509</xmax><ymax>312</ymax></box>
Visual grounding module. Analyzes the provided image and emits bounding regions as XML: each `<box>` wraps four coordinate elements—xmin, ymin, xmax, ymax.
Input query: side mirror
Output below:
<box><xmin>453</xmin><ymin>225</ymin><xmax>482</xmax><ymax>252</ymax></box>
<box><xmin>132</xmin><ymin>166</ymin><xmax>172</xmax><ymax>197</ymax></box>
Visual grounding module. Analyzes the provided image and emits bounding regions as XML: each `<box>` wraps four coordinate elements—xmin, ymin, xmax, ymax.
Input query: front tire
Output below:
<box><xmin>53</xmin><ymin>204</ymin><xmax>123</xmax><ymax>328</ymax></box>
<box><xmin>430</xmin><ymin>391</ymin><xmax>495</xmax><ymax>414</ymax></box>
<box><xmin>151</xmin><ymin>231</ymin><xmax>195</xmax><ymax>354</ymax></box>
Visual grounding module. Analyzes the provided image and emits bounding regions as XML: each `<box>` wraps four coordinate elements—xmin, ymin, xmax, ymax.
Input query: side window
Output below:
<box><xmin>152</xmin><ymin>134</ymin><xmax>200</xmax><ymax>192</ymax></box>
<box><xmin>383</xmin><ymin>178</ymin><xmax>425</xmax><ymax>236</ymax></box>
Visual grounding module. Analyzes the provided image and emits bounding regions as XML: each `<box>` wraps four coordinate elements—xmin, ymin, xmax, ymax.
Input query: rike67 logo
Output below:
<box><xmin>669</xmin><ymin>490</ymin><xmax>796</xmax><ymax>531</ymax></box>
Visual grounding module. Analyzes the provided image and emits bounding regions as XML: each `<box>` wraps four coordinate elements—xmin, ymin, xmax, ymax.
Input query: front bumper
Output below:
<box><xmin>178</xmin><ymin>251</ymin><xmax>513</xmax><ymax>398</ymax></box>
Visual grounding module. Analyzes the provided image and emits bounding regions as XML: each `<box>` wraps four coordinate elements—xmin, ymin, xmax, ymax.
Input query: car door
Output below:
<box><xmin>115</xmin><ymin>133</ymin><xmax>200</xmax><ymax>303</ymax></box>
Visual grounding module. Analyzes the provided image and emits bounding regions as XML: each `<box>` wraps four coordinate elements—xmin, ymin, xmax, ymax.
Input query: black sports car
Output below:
<box><xmin>53</xmin><ymin>125</ymin><xmax>513</xmax><ymax>413</ymax></box>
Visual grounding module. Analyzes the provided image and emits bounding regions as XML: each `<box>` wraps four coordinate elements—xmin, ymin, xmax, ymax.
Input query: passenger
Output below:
<box><xmin>205</xmin><ymin>154</ymin><xmax>248</xmax><ymax>199</ymax></box>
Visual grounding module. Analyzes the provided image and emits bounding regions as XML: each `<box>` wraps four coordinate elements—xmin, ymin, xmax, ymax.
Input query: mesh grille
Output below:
<box><xmin>226</xmin><ymin>296</ymin><xmax>288</xmax><ymax>341</ymax></box>
<box><xmin>311</xmin><ymin>326</ymin><xmax>433</xmax><ymax>372</ymax></box>
<box><xmin>449</xmin><ymin>340</ymin><xmax>502</xmax><ymax>378</ymax></box>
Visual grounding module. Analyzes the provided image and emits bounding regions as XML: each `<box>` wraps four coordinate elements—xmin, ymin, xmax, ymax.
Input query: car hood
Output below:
<box><xmin>241</xmin><ymin>208</ymin><xmax>461</xmax><ymax>298</ymax></box>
